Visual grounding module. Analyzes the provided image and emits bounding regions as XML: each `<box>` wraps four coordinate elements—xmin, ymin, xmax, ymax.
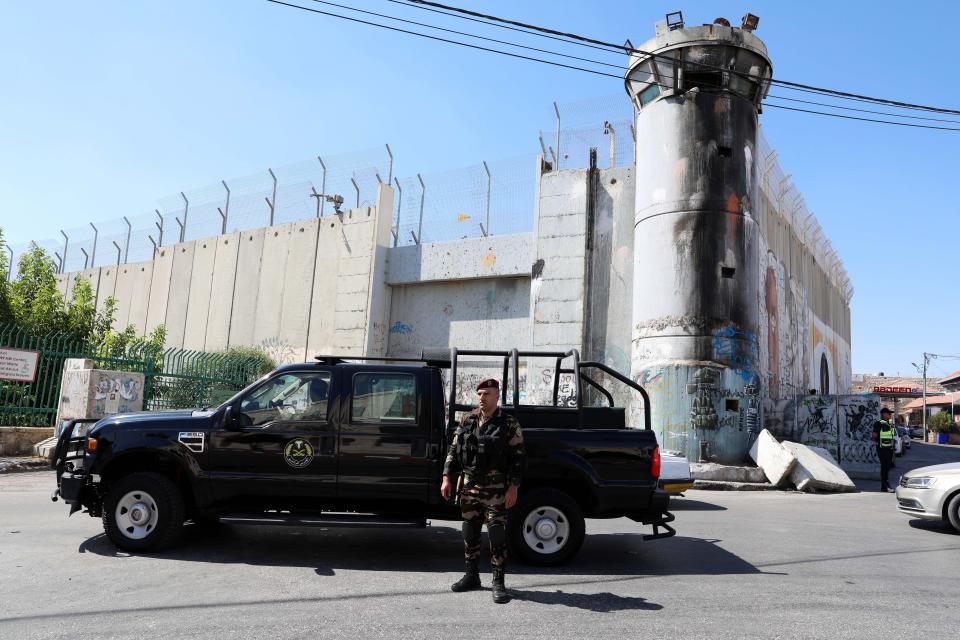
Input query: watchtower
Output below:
<box><xmin>624</xmin><ymin>13</ymin><xmax>772</xmax><ymax>463</ymax></box>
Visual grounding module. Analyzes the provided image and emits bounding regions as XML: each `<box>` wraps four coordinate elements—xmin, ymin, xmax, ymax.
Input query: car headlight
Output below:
<box><xmin>905</xmin><ymin>476</ymin><xmax>937</xmax><ymax>489</ymax></box>
<box><xmin>74</xmin><ymin>423</ymin><xmax>91</xmax><ymax>438</ymax></box>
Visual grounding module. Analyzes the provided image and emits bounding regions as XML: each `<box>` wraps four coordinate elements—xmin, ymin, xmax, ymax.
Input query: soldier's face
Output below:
<box><xmin>477</xmin><ymin>388</ymin><xmax>499</xmax><ymax>414</ymax></box>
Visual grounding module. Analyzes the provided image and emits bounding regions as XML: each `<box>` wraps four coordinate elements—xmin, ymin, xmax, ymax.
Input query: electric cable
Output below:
<box><xmin>400</xmin><ymin>0</ymin><xmax>960</xmax><ymax>116</ymax></box>
<box><xmin>265</xmin><ymin>0</ymin><xmax>636</xmax><ymax>81</ymax></box>
<box><xmin>305</xmin><ymin>0</ymin><xmax>627</xmax><ymax>70</ymax></box>
<box><xmin>765</xmin><ymin>95</ymin><xmax>960</xmax><ymax>125</ymax></box>
<box><xmin>763</xmin><ymin>104</ymin><xmax>960</xmax><ymax>131</ymax></box>
<box><xmin>267</xmin><ymin>1</ymin><xmax>960</xmax><ymax>131</ymax></box>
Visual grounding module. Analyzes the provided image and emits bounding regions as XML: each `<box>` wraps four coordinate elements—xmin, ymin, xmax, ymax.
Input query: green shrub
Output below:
<box><xmin>218</xmin><ymin>345</ymin><xmax>277</xmax><ymax>377</ymax></box>
<box><xmin>928</xmin><ymin>410</ymin><xmax>959</xmax><ymax>434</ymax></box>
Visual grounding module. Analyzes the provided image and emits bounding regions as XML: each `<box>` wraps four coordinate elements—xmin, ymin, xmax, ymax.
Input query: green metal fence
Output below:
<box><xmin>0</xmin><ymin>323</ymin><xmax>264</xmax><ymax>426</ymax></box>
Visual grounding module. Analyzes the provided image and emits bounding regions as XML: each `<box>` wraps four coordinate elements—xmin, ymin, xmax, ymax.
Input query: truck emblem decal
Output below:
<box><xmin>283</xmin><ymin>438</ymin><xmax>314</xmax><ymax>469</ymax></box>
<box><xmin>178</xmin><ymin>432</ymin><xmax>205</xmax><ymax>453</ymax></box>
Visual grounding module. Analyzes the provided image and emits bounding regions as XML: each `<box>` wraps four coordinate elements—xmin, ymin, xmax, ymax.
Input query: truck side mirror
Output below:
<box><xmin>224</xmin><ymin>403</ymin><xmax>242</xmax><ymax>430</ymax></box>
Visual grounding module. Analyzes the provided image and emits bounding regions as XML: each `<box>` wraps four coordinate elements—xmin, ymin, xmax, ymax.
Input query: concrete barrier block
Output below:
<box><xmin>690</xmin><ymin>462</ymin><xmax>767</xmax><ymax>483</ymax></box>
<box><xmin>782</xmin><ymin>441</ymin><xmax>856</xmax><ymax>493</ymax></box>
<box><xmin>34</xmin><ymin>436</ymin><xmax>59</xmax><ymax>460</ymax></box>
<box><xmin>748</xmin><ymin>429</ymin><xmax>797</xmax><ymax>486</ymax></box>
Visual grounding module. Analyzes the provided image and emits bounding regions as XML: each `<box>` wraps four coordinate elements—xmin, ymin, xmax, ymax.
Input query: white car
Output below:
<box><xmin>895</xmin><ymin>462</ymin><xmax>960</xmax><ymax>532</ymax></box>
<box><xmin>659</xmin><ymin>452</ymin><xmax>693</xmax><ymax>494</ymax></box>
<box><xmin>892</xmin><ymin>428</ymin><xmax>904</xmax><ymax>456</ymax></box>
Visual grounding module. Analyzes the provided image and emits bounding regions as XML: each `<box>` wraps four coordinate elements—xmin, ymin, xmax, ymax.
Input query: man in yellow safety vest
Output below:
<box><xmin>872</xmin><ymin>407</ymin><xmax>896</xmax><ymax>492</ymax></box>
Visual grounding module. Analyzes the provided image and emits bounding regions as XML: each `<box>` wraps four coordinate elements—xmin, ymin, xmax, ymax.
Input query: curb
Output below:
<box><xmin>693</xmin><ymin>479</ymin><xmax>780</xmax><ymax>491</ymax></box>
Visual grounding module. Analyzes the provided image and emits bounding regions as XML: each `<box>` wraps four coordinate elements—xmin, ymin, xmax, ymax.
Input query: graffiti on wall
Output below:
<box><xmin>765</xmin><ymin>393</ymin><xmax>880</xmax><ymax>474</ymax></box>
<box><xmin>712</xmin><ymin>324</ymin><xmax>760</xmax><ymax>382</ymax></box>
<box><xmin>259</xmin><ymin>337</ymin><xmax>299</xmax><ymax>365</ymax></box>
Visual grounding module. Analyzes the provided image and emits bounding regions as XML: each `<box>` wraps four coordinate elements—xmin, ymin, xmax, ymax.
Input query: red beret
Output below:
<box><xmin>476</xmin><ymin>378</ymin><xmax>500</xmax><ymax>391</ymax></box>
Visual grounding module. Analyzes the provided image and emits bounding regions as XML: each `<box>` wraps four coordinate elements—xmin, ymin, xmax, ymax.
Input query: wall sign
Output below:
<box><xmin>873</xmin><ymin>386</ymin><xmax>918</xmax><ymax>395</ymax></box>
<box><xmin>0</xmin><ymin>348</ymin><xmax>40</xmax><ymax>383</ymax></box>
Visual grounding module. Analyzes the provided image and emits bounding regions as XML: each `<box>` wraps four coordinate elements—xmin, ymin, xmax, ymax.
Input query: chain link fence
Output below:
<box><xmin>9</xmin><ymin>146</ymin><xmax>392</xmax><ymax>275</ymax></box>
<box><xmin>6</xmin><ymin>93</ymin><xmax>852</xmax><ymax>292</ymax></box>
<box><xmin>392</xmin><ymin>154</ymin><xmax>536</xmax><ymax>247</ymax></box>
<box><xmin>541</xmin><ymin>94</ymin><xmax>636</xmax><ymax>171</ymax></box>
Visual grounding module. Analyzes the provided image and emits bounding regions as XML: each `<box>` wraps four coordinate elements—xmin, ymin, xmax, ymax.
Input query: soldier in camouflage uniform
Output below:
<box><xmin>441</xmin><ymin>378</ymin><xmax>525</xmax><ymax>604</ymax></box>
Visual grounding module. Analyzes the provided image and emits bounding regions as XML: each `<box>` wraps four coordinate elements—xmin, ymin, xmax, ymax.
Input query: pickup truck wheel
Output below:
<box><xmin>102</xmin><ymin>472</ymin><xmax>185</xmax><ymax>552</ymax></box>
<box><xmin>509</xmin><ymin>488</ymin><xmax>585</xmax><ymax>566</ymax></box>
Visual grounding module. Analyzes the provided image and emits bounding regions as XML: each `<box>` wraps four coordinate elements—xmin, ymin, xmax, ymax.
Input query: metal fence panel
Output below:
<box><xmin>0</xmin><ymin>323</ymin><xmax>263</xmax><ymax>425</ymax></box>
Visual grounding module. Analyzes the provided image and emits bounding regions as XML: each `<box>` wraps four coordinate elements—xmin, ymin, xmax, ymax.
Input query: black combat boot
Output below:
<box><xmin>491</xmin><ymin>568</ymin><xmax>510</xmax><ymax>604</ymax></box>
<box><xmin>450</xmin><ymin>561</ymin><xmax>481</xmax><ymax>592</ymax></box>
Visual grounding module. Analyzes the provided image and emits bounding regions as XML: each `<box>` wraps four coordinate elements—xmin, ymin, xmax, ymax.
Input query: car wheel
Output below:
<box><xmin>102</xmin><ymin>472</ymin><xmax>185</xmax><ymax>552</ymax></box>
<box><xmin>508</xmin><ymin>488</ymin><xmax>585</xmax><ymax>566</ymax></box>
<box><xmin>947</xmin><ymin>493</ymin><xmax>960</xmax><ymax>533</ymax></box>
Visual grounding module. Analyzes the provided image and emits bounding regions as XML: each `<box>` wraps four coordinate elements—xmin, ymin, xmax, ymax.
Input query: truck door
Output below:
<box><xmin>208</xmin><ymin>368</ymin><xmax>338</xmax><ymax>508</ymax></box>
<box><xmin>337</xmin><ymin>368</ymin><xmax>431</xmax><ymax>509</ymax></box>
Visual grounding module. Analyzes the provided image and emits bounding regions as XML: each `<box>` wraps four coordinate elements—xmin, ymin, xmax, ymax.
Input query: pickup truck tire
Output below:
<box><xmin>509</xmin><ymin>488</ymin><xmax>585</xmax><ymax>566</ymax></box>
<box><xmin>102</xmin><ymin>472</ymin><xmax>185</xmax><ymax>552</ymax></box>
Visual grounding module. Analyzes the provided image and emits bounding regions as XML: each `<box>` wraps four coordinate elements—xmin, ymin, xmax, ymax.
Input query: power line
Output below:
<box><xmin>310</xmin><ymin>1</ymin><xmax>960</xmax><ymax>127</ymax></box>
<box><xmin>268</xmin><ymin>1</ymin><xmax>960</xmax><ymax>132</ymax></box>
<box><xmin>266</xmin><ymin>0</ymin><xmax>636</xmax><ymax>82</ymax></box>
<box><xmin>401</xmin><ymin>0</ymin><xmax>960</xmax><ymax>117</ymax></box>
<box><xmin>766</xmin><ymin>94</ymin><xmax>960</xmax><ymax>125</ymax></box>
<box><xmin>305</xmin><ymin>0</ymin><xmax>627</xmax><ymax>70</ymax></box>
<box><xmin>764</xmin><ymin>103</ymin><xmax>960</xmax><ymax>131</ymax></box>
<box><xmin>387</xmin><ymin>0</ymin><xmax>628</xmax><ymax>57</ymax></box>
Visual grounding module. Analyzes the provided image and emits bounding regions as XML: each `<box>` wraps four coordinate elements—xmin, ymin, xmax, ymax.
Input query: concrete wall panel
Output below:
<box><xmin>305</xmin><ymin>217</ymin><xmax>342</xmax><ymax>357</ymax></box>
<box><xmin>146</xmin><ymin>246</ymin><xmax>173</xmax><ymax>334</ymax></box>
<box><xmin>387</xmin><ymin>233</ymin><xmax>533</xmax><ymax>285</ymax></box>
<box><xmin>164</xmin><ymin>241</ymin><xmax>197</xmax><ymax>349</ymax></box>
<box><xmin>96</xmin><ymin>266</ymin><xmax>118</xmax><ymax>316</ymax></box>
<box><xmin>204</xmin><ymin>233</ymin><xmax>240</xmax><ymax>352</ymax></box>
<box><xmin>126</xmin><ymin>262</ymin><xmax>154</xmax><ymax>335</ymax></box>
<box><xmin>386</xmin><ymin>277</ymin><xmax>532</xmax><ymax>358</ymax></box>
<box><xmin>279</xmin><ymin>219</ymin><xmax>320</xmax><ymax>363</ymax></box>
<box><xmin>227</xmin><ymin>228</ymin><xmax>265</xmax><ymax>349</ymax></box>
<box><xmin>112</xmin><ymin>264</ymin><xmax>135</xmax><ymax>329</ymax></box>
<box><xmin>183</xmin><ymin>237</ymin><xmax>217</xmax><ymax>350</ymax></box>
<box><xmin>252</xmin><ymin>222</ymin><xmax>294</xmax><ymax>350</ymax></box>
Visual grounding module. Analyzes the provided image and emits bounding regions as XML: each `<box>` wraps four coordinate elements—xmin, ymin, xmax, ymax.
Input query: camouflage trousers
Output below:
<box><xmin>460</xmin><ymin>480</ymin><xmax>508</xmax><ymax>569</ymax></box>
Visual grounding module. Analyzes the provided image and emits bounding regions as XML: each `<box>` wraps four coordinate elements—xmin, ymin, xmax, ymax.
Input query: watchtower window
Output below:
<box><xmin>638</xmin><ymin>83</ymin><xmax>661</xmax><ymax>106</ymax></box>
<box><xmin>684</xmin><ymin>69</ymin><xmax>723</xmax><ymax>90</ymax></box>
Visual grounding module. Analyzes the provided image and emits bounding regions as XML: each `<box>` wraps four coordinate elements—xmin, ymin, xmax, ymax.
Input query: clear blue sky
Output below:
<box><xmin>1</xmin><ymin>1</ymin><xmax>958</xmax><ymax>380</ymax></box>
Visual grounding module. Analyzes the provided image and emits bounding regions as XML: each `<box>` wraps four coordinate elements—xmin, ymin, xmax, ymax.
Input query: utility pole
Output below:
<box><xmin>922</xmin><ymin>352</ymin><xmax>930</xmax><ymax>443</ymax></box>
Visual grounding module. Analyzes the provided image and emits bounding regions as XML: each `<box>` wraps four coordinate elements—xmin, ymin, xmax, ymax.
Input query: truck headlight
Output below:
<box><xmin>905</xmin><ymin>476</ymin><xmax>937</xmax><ymax>489</ymax></box>
<box><xmin>74</xmin><ymin>423</ymin><xmax>90</xmax><ymax>438</ymax></box>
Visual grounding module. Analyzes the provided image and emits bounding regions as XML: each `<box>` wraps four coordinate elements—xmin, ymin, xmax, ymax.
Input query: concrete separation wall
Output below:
<box><xmin>387</xmin><ymin>233</ymin><xmax>532</xmax><ymax>285</ymax></box>
<box><xmin>54</xmin><ymin>186</ymin><xmax>396</xmax><ymax>364</ymax></box>
<box><xmin>767</xmin><ymin>393</ymin><xmax>880</xmax><ymax>478</ymax></box>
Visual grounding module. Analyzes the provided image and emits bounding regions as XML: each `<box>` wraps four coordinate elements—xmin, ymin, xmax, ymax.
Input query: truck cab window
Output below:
<box><xmin>239</xmin><ymin>372</ymin><xmax>331</xmax><ymax>427</ymax></box>
<box><xmin>351</xmin><ymin>373</ymin><xmax>417</xmax><ymax>423</ymax></box>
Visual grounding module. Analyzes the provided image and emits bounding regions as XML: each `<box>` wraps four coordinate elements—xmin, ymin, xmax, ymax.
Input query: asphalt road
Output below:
<box><xmin>2</xmin><ymin>443</ymin><xmax>959</xmax><ymax>640</ymax></box>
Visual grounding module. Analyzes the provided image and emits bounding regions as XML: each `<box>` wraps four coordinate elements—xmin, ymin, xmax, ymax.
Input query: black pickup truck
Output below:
<box><xmin>52</xmin><ymin>349</ymin><xmax>674</xmax><ymax>565</ymax></box>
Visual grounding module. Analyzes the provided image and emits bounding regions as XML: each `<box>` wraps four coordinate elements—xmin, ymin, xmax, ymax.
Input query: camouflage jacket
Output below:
<box><xmin>443</xmin><ymin>407</ymin><xmax>525</xmax><ymax>487</ymax></box>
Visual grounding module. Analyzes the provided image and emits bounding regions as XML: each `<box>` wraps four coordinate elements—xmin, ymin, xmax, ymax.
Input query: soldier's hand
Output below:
<box><xmin>440</xmin><ymin>476</ymin><xmax>453</xmax><ymax>501</ymax></box>
<box><xmin>505</xmin><ymin>485</ymin><xmax>518</xmax><ymax>509</ymax></box>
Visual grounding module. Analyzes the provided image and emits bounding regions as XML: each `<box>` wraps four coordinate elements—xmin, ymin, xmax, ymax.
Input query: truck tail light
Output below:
<box><xmin>651</xmin><ymin>446</ymin><xmax>660</xmax><ymax>479</ymax></box>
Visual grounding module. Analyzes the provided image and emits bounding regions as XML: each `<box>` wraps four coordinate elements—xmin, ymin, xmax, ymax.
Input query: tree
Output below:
<box><xmin>0</xmin><ymin>227</ymin><xmax>11</xmax><ymax>324</ymax></box>
<box><xmin>9</xmin><ymin>242</ymin><xmax>64</xmax><ymax>335</ymax></box>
